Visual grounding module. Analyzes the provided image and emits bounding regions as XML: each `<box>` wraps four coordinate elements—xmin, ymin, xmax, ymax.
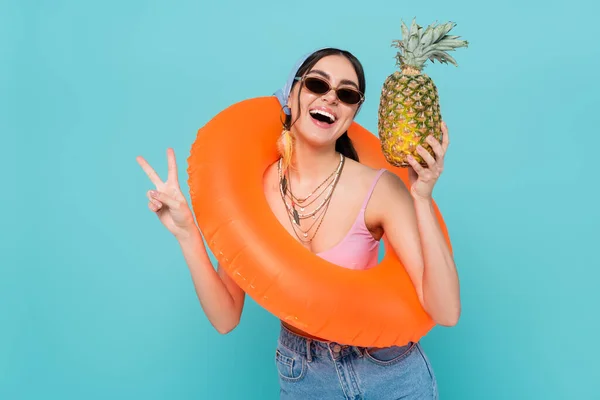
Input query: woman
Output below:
<box><xmin>136</xmin><ymin>48</ymin><xmax>460</xmax><ymax>399</ymax></box>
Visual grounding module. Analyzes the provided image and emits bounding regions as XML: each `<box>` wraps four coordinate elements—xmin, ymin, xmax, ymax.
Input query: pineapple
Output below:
<box><xmin>378</xmin><ymin>19</ymin><xmax>468</xmax><ymax>167</ymax></box>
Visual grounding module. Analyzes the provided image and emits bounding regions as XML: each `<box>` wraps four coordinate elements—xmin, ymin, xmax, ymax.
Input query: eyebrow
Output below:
<box><xmin>307</xmin><ymin>69</ymin><xmax>360</xmax><ymax>90</ymax></box>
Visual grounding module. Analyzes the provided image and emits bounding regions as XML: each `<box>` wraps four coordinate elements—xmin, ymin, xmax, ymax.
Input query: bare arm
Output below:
<box><xmin>137</xmin><ymin>148</ymin><xmax>245</xmax><ymax>334</ymax></box>
<box><xmin>178</xmin><ymin>228</ymin><xmax>246</xmax><ymax>334</ymax></box>
<box><xmin>375</xmin><ymin>123</ymin><xmax>460</xmax><ymax>327</ymax></box>
<box><xmin>374</xmin><ymin>171</ymin><xmax>460</xmax><ymax>327</ymax></box>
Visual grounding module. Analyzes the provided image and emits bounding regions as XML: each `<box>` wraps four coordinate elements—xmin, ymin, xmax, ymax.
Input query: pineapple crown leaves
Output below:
<box><xmin>392</xmin><ymin>18</ymin><xmax>468</xmax><ymax>70</ymax></box>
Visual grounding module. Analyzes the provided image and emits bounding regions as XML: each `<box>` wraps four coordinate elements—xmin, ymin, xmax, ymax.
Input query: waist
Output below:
<box><xmin>278</xmin><ymin>321</ymin><xmax>364</xmax><ymax>359</ymax></box>
<box><xmin>280</xmin><ymin>321</ymin><xmax>329</xmax><ymax>341</ymax></box>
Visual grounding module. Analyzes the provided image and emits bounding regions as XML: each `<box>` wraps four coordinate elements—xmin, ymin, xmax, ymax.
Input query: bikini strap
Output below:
<box><xmin>360</xmin><ymin>168</ymin><xmax>387</xmax><ymax>210</ymax></box>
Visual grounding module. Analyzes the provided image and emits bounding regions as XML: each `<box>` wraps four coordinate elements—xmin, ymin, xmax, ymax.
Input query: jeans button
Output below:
<box><xmin>332</xmin><ymin>344</ymin><xmax>342</xmax><ymax>353</ymax></box>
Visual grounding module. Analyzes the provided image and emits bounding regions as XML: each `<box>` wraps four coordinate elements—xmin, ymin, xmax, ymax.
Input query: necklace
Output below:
<box><xmin>280</xmin><ymin>154</ymin><xmax>343</xmax><ymax>219</ymax></box>
<box><xmin>278</xmin><ymin>154</ymin><xmax>345</xmax><ymax>243</ymax></box>
<box><xmin>287</xmin><ymin>166</ymin><xmax>339</xmax><ymax>205</ymax></box>
<box><xmin>279</xmin><ymin>153</ymin><xmax>343</xmax><ymax>223</ymax></box>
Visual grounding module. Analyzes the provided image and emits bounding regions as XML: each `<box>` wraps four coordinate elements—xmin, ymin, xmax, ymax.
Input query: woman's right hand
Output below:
<box><xmin>136</xmin><ymin>148</ymin><xmax>196</xmax><ymax>239</ymax></box>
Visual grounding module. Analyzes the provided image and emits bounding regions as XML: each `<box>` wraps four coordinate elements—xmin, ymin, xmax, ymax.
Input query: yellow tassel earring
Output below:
<box><xmin>277</xmin><ymin>129</ymin><xmax>294</xmax><ymax>173</ymax></box>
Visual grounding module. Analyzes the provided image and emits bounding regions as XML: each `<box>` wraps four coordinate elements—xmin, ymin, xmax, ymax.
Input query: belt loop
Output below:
<box><xmin>352</xmin><ymin>346</ymin><xmax>363</xmax><ymax>358</ymax></box>
<box><xmin>306</xmin><ymin>339</ymin><xmax>313</xmax><ymax>363</ymax></box>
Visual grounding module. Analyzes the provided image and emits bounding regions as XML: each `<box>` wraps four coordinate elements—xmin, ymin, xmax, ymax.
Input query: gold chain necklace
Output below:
<box><xmin>284</xmin><ymin>172</ymin><xmax>336</xmax><ymax>212</ymax></box>
<box><xmin>278</xmin><ymin>155</ymin><xmax>345</xmax><ymax>242</ymax></box>
<box><xmin>280</xmin><ymin>154</ymin><xmax>344</xmax><ymax>219</ymax></box>
<box><xmin>287</xmin><ymin>164</ymin><xmax>339</xmax><ymax>204</ymax></box>
<box><xmin>278</xmin><ymin>154</ymin><xmax>343</xmax><ymax>223</ymax></box>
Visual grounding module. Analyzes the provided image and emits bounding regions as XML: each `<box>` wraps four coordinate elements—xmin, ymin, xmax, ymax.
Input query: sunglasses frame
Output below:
<box><xmin>294</xmin><ymin>75</ymin><xmax>365</xmax><ymax>106</ymax></box>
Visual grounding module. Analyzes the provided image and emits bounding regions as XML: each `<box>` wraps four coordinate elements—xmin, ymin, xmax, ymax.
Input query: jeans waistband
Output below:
<box><xmin>278</xmin><ymin>323</ymin><xmax>364</xmax><ymax>362</ymax></box>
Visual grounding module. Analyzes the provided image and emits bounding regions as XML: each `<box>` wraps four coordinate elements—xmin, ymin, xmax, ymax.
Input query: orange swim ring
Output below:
<box><xmin>186</xmin><ymin>96</ymin><xmax>452</xmax><ymax>347</ymax></box>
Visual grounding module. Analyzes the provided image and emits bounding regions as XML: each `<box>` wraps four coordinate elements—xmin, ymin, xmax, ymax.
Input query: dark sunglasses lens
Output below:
<box><xmin>304</xmin><ymin>77</ymin><xmax>330</xmax><ymax>94</ymax></box>
<box><xmin>304</xmin><ymin>77</ymin><xmax>362</xmax><ymax>104</ymax></box>
<box><xmin>337</xmin><ymin>88</ymin><xmax>362</xmax><ymax>104</ymax></box>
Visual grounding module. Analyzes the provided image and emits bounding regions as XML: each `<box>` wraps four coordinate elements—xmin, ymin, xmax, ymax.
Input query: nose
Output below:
<box><xmin>321</xmin><ymin>87</ymin><xmax>338</xmax><ymax>103</ymax></box>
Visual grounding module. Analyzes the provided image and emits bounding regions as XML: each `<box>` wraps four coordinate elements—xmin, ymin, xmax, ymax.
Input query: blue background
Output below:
<box><xmin>3</xmin><ymin>0</ymin><xmax>599</xmax><ymax>399</ymax></box>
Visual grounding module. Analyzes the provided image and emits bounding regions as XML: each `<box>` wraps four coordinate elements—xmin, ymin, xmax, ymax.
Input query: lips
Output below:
<box><xmin>309</xmin><ymin>107</ymin><xmax>337</xmax><ymax>127</ymax></box>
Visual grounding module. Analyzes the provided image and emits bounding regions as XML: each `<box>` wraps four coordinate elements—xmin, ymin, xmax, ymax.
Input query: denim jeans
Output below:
<box><xmin>275</xmin><ymin>323</ymin><xmax>438</xmax><ymax>399</ymax></box>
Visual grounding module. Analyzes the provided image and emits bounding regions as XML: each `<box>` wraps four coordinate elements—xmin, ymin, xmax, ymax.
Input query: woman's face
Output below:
<box><xmin>287</xmin><ymin>55</ymin><xmax>362</xmax><ymax>148</ymax></box>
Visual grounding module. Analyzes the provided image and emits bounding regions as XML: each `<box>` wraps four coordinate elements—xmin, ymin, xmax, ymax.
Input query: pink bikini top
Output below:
<box><xmin>316</xmin><ymin>168</ymin><xmax>386</xmax><ymax>270</ymax></box>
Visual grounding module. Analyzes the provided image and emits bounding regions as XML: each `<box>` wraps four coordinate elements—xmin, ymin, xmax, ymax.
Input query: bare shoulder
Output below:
<box><xmin>362</xmin><ymin>164</ymin><xmax>413</xmax><ymax>222</ymax></box>
<box><xmin>344</xmin><ymin>157</ymin><xmax>409</xmax><ymax>197</ymax></box>
<box><xmin>340</xmin><ymin>157</ymin><xmax>411</xmax><ymax>202</ymax></box>
<box><xmin>377</xmin><ymin>168</ymin><xmax>410</xmax><ymax>197</ymax></box>
<box><xmin>341</xmin><ymin>157</ymin><xmax>381</xmax><ymax>184</ymax></box>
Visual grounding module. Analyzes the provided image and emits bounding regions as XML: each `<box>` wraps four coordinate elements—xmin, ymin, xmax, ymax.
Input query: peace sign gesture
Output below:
<box><xmin>136</xmin><ymin>148</ymin><xmax>196</xmax><ymax>239</ymax></box>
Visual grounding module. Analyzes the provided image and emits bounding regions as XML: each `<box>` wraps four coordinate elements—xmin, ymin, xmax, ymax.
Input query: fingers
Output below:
<box><xmin>416</xmin><ymin>144</ymin><xmax>437</xmax><ymax>169</ymax></box>
<box><xmin>167</xmin><ymin>148</ymin><xmax>179</xmax><ymax>184</ymax></box>
<box><xmin>148</xmin><ymin>200</ymin><xmax>161</xmax><ymax>212</ymax></box>
<box><xmin>441</xmin><ymin>121</ymin><xmax>450</xmax><ymax>152</ymax></box>
<box><xmin>425</xmin><ymin>135</ymin><xmax>445</xmax><ymax>171</ymax></box>
<box><xmin>426</xmin><ymin>135</ymin><xmax>444</xmax><ymax>158</ymax></box>
<box><xmin>408</xmin><ymin>125</ymin><xmax>450</xmax><ymax>185</ymax></box>
<box><xmin>138</xmin><ymin>148</ymin><xmax>179</xmax><ymax>187</ymax></box>
<box><xmin>147</xmin><ymin>190</ymin><xmax>163</xmax><ymax>212</ymax></box>
<box><xmin>149</xmin><ymin>189</ymin><xmax>181</xmax><ymax>210</ymax></box>
<box><xmin>406</xmin><ymin>154</ymin><xmax>426</xmax><ymax>176</ymax></box>
<box><xmin>137</xmin><ymin>156</ymin><xmax>164</xmax><ymax>187</ymax></box>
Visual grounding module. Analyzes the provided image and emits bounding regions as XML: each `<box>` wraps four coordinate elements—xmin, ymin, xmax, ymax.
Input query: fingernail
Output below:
<box><xmin>149</xmin><ymin>190</ymin><xmax>157</xmax><ymax>197</ymax></box>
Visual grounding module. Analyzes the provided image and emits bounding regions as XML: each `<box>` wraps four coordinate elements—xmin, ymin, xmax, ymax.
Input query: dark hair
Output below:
<box><xmin>285</xmin><ymin>48</ymin><xmax>365</xmax><ymax>162</ymax></box>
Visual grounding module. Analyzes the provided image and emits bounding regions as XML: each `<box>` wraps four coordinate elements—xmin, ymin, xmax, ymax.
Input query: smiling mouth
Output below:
<box><xmin>309</xmin><ymin>109</ymin><xmax>336</xmax><ymax>125</ymax></box>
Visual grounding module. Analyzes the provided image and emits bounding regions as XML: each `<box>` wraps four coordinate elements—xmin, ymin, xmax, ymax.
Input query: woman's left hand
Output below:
<box><xmin>407</xmin><ymin>121</ymin><xmax>450</xmax><ymax>200</ymax></box>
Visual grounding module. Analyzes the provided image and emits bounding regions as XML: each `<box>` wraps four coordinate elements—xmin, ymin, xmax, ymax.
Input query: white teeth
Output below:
<box><xmin>310</xmin><ymin>109</ymin><xmax>336</xmax><ymax>122</ymax></box>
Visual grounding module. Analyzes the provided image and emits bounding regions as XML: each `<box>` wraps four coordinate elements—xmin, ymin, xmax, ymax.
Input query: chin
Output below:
<box><xmin>297</xmin><ymin>115</ymin><xmax>345</xmax><ymax>146</ymax></box>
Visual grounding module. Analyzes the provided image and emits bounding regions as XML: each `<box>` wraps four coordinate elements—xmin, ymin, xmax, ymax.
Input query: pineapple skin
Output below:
<box><xmin>378</xmin><ymin>70</ymin><xmax>443</xmax><ymax>168</ymax></box>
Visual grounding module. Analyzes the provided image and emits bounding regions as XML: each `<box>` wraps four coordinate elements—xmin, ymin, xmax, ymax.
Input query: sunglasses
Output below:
<box><xmin>295</xmin><ymin>76</ymin><xmax>364</xmax><ymax>105</ymax></box>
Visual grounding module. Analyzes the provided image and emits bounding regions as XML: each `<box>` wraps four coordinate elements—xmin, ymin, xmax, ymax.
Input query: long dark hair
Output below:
<box><xmin>284</xmin><ymin>48</ymin><xmax>365</xmax><ymax>162</ymax></box>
